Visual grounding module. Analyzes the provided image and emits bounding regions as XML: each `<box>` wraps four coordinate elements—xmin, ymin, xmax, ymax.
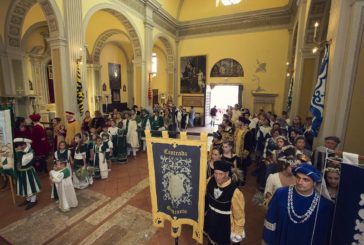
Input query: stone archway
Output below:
<box><xmin>83</xmin><ymin>5</ymin><xmax>143</xmax><ymax>61</ymax></box>
<box><xmin>91</xmin><ymin>29</ymin><xmax>130</xmax><ymax>64</ymax></box>
<box><xmin>153</xmin><ymin>34</ymin><xmax>175</xmax><ymax>72</ymax></box>
<box><xmin>152</xmin><ymin>34</ymin><xmax>176</xmax><ymax>102</ymax></box>
<box><xmin>5</xmin><ymin>0</ymin><xmax>64</xmax><ymax>48</ymax></box>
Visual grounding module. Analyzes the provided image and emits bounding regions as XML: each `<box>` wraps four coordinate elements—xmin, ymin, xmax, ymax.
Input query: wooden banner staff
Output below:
<box><xmin>8</xmin><ymin>176</ymin><xmax>16</xmax><ymax>206</ymax></box>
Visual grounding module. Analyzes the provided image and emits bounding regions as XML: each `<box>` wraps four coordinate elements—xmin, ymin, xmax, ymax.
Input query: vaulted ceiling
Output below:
<box><xmin>156</xmin><ymin>0</ymin><xmax>290</xmax><ymax>21</ymax></box>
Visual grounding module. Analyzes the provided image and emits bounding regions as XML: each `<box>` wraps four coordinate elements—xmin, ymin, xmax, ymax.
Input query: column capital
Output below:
<box><xmin>47</xmin><ymin>37</ymin><xmax>67</xmax><ymax>49</ymax></box>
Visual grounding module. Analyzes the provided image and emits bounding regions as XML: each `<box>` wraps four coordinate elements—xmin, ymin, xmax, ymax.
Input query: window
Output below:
<box><xmin>151</xmin><ymin>53</ymin><xmax>157</xmax><ymax>75</ymax></box>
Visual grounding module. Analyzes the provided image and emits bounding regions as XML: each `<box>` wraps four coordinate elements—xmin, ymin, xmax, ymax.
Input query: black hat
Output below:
<box><xmin>213</xmin><ymin>132</ymin><xmax>222</xmax><ymax>140</ymax></box>
<box><xmin>238</xmin><ymin>116</ymin><xmax>251</xmax><ymax>125</ymax></box>
<box><xmin>213</xmin><ymin>160</ymin><xmax>232</xmax><ymax>172</ymax></box>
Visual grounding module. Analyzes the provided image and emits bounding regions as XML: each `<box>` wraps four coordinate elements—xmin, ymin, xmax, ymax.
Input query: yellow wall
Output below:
<box><xmin>99</xmin><ymin>43</ymin><xmax>129</xmax><ymax>103</ymax></box>
<box><xmin>155</xmin><ymin>0</ymin><xmax>181</xmax><ymax>19</ymax></box>
<box><xmin>0</xmin><ymin>0</ymin><xmax>12</xmax><ymax>39</ymax></box>
<box><xmin>151</xmin><ymin>46</ymin><xmax>168</xmax><ymax>99</ymax></box>
<box><xmin>23</xmin><ymin>26</ymin><xmax>49</xmax><ymax>53</ymax></box>
<box><xmin>298</xmin><ymin>58</ymin><xmax>316</xmax><ymax>118</ymax></box>
<box><xmin>344</xmin><ymin>32</ymin><xmax>364</xmax><ymax>156</ymax></box>
<box><xmin>21</xmin><ymin>3</ymin><xmax>46</xmax><ymax>38</ymax></box>
<box><xmin>179</xmin><ymin>0</ymin><xmax>289</xmax><ymax>21</ymax></box>
<box><xmin>85</xmin><ymin>11</ymin><xmax>127</xmax><ymax>54</ymax></box>
<box><xmin>178</xmin><ymin>29</ymin><xmax>289</xmax><ymax>113</ymax></box>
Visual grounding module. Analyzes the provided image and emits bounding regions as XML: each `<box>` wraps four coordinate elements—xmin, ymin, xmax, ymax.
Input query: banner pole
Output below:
<box><xmin>175</xmin><ymin>237</ymin><xmax>178</xmax><ymax>245</ymax></box>
<box><xmin>8</xmin><ymin>176</ymin><xmax>16</xmax><ymax>206</ymax></box>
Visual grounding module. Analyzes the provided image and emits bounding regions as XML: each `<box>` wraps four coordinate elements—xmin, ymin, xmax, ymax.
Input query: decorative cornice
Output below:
<box><xmin>137</xmin><ymin>0</ymin><xmax>295</xmax><ymax>39</ymax></box>
<box><xmin>177</xmin><ymin>7</ymin><xmax>291</xmax><ymax>38</ymax></box>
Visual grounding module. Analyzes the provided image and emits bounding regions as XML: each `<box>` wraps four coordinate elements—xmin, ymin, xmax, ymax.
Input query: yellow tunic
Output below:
<box><xmin>65</xmin><ymin>120</ymin><xmax>81</xmax><ymax>145</ymax></box>
<box><xmin>234</xmin><ymin>127</ymin><xmax>249</xmax><ymax>159</ymax></box>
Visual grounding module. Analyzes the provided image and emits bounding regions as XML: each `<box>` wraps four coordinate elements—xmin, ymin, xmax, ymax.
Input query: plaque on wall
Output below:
<box><xmin>182</xmin><ymin>96</ymin><xmax>204</xmax><ymax>107</ymax></box>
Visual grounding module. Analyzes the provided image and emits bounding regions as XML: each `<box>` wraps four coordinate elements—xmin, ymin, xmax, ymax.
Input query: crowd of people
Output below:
<box><xmin>0</xmin><ymin>102</ymin><xmax>344</xmax><ymax>244</ymax></box>
<box><xmin>0</xmin><ymin>103</ymin><xmax>198</xmax><ymax>212</ymax></box>
<box><xmin>204</xmin><ymin>104</ymin><xmax>342</xmax><ymax>245</ymax></box>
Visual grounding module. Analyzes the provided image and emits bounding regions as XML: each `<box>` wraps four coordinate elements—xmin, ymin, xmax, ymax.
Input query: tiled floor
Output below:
<box><xmin>0</xmin><ymin>126</ymin><xmax>266</xmax><ymax>245</ymax></box>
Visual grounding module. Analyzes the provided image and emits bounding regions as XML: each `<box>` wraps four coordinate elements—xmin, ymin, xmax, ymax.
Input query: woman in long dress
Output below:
<box><xmin>50</xmin><ymin>160</ymin><xmax>78</xmax><ymax>212</ymax></box>
<box><xmin>127</xmin><ymin>113</ymin><xmax>139</xmax><ymax>159</ymax></box>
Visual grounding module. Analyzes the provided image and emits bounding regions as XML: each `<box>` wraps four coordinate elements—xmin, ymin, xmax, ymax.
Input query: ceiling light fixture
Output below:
<box><xmin>216</xmin><ymin>0</ymin><xmax>241</xmax><ymax>7</ymax></box>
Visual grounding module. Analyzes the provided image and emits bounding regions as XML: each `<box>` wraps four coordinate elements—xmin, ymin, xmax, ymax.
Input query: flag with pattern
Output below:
<box><xmin>310</xmin><ymin>44</ymin><xmax>329</xmax><ymax>137</ymax></box>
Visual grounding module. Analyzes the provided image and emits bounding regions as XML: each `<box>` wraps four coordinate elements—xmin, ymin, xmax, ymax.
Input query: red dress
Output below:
<box><xmin>31</xmin><ymin>123</ymin><xmax>51</xmax><ymax>157</ymax></box>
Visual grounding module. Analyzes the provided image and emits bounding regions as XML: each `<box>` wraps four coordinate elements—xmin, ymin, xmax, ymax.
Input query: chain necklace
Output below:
<box><xmin>287</xmin><ymin>185</ymin><xmax>320</xmax><ymax>224</ymax></box>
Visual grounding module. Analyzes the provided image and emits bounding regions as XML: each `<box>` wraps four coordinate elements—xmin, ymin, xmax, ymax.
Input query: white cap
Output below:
<box><xmin>13</xmin><ymin>138</ymin><xmax>32</xmax><ymax>144</ymax></box>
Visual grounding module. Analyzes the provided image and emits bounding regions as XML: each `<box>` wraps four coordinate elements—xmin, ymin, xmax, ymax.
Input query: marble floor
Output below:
<box><xmin>0</xmin><ymin>127</ymin><xmax>266</xmax><ymax>245</ymax></box>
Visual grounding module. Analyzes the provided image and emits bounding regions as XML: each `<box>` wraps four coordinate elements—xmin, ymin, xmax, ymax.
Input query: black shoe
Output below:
<box><xmin>25</xmin><ymin>201</ymin><xmax>37</xmax><ymax>210</ymax></box>
<box><xmin>18</xmin><ymin>200</ymin><xmax>30</xmax><ymax>207</ymax></box>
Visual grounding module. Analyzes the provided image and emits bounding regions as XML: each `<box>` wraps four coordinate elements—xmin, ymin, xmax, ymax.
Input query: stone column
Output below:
<box><xmin>319</xmin><ymin>0</ymin><xmax>364</xmax><ymax>144</ymax></box>
<box><xmin>143</xmin><ymin>5</ymin><xmax>154</xmax><ymax>109</ymax></box>
<box><xmin>289</xmin><ymin>0</ymin><xmax>310</xmax><ymax>117</ymax></box>
<box><xmin>63</xmin><ymin>0</ymin><xmax>88</xmax><ymax>117</ymax></box>
<box><xmin>174</xmin><ymin>39</ymin><xmax>179</xmax><ymax>104</ymax></box>
<box><xmin>127</xmin><ymin>62</ymin><xmax>134</xmax><ymax>107</ymax></box>
<box><xmin>48</xmin><ymin>37</ymin><xmax>73</xmax><ymax>118</ymax></box>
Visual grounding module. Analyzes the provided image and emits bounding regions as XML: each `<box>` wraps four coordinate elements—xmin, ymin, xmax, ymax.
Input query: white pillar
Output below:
<box><xmin>319</xmin><ymin>0</ymin><xmax>364</xmax><ymax>144</ymax></box>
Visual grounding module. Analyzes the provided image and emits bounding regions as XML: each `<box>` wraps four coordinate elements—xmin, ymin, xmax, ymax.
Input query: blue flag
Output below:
<box><xmin>310</xmin><ymin>44</ymin><xmax>329</xmax><ymax>137</ymax></box>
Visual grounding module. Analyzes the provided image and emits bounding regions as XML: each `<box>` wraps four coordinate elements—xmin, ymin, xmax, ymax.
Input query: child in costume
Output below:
<box><xmin>54</xmin><ymin>141</ymin><xmax>72</xmax><ymax>176</ymax></box>
<box><xmin>93</xmin><ymin>135</ymin><xmax>108</xmax><ymax>179</ymax></box>
<box><xmin>50</xmin><ymin>160</ymin><xmax>78</xmax><ymax>212</ymax></box>
<box><xmin>13</xmin><ymin>138</ymin><xmax>41</xmax><ymax>210</ymax></box>
<box><xmin>101</xmin><ymin>133</ymin><xmax>113</xmax><ymax>171</ymax></box>
<box><xmin>72</xmin><ymin>133</ymin><xmax>93</xmax><ymax>189</ymax></box>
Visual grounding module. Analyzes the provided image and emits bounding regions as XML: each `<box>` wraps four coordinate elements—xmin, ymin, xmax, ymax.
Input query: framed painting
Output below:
<box><xmin>210</xmin><ymin>58</ymin><xmax>244</xmax><ymax>77</ymax></box>
<box><xmin>180</xmin><ymin>55</ymin><xmax>206</xmax><ymax>94</ymax></box>
<box><xmin>182</xmin><ymin>96</ymin><xmax>204</xmax><ymax>107</ymax></box>
<box><xmin>108</xmin><ymin>63</ymin><xmax>121</xmax><ymax>89</ymax></box>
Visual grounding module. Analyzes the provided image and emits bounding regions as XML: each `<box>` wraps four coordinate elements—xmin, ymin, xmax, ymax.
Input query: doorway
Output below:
<box><xmin>205</xmin><ymin>85</ymin><xmax>240</xmax><ymax>126</ymax></box>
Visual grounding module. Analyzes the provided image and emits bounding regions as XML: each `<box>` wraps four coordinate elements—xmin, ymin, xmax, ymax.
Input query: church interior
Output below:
<box><xmin>0</xmin><ymin>0</ymin><xmax>364</xmax><ymax>244</ymax></box>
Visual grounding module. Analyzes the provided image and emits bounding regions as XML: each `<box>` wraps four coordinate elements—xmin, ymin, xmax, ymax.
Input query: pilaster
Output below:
<box><xmin>143</xmin><ymin>4</ymin><xmax>154</xmax><ymax>109</ymax></box>
<box><xmin>319</xmin><ymin>0</ymin><xmax>364</xmax><ymax>144</ymax></box>
<box><xmin>64</xmin><ymin>0</ymin><xmax>88</xmax><ymax>117</ymax></box>
<box><xmin>290</xmin><ymin>0</ymin><xmax>310</xmax><ymax>117</ymax></box>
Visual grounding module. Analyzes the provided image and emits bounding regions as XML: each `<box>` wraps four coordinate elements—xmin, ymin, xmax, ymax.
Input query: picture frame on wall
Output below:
<box><xmin>180</xmin><ymin>55</ymin><xmax>206</xmax><ymax>94</ymax></box>
<box><xmin>182</xmin><ymin>96</ymin><xmax>204</xmax><ymax>107</ymax></box>
<box><xmin>48</xmin><ymin>65</ymin><xmax>53</xmax><ymax>80</ymax></box>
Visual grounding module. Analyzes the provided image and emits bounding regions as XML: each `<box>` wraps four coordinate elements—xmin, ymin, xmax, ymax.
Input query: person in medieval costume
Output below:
<box><xmin>150</xmin><ymin>110</ymin><xmax>164</xmax><ymax>137</ymax></box>
<box><xmin>204</xmin><ymin>160</ymin><xmax>246</xmax><ymax>245</ymax></box>
<box><xmin>93</xmin><ymin>135</ymin><xmax>108</xmax><ymax>179</ymax></box>
<box><xmin>72</xmin><ymin>133</ymin><xmax>92</xmax><ymax>189</ymax></box>
<box><xmin>126</xmin><ymin>113</ymin><xmax>139</xmax><ymax>159</ymax></box>
<box><xmin>0</xmin><ymin>144</ymin><xmax>15</xmax><ymax>189</ymax></box>
<box><xmin>101</xmin><ymin>133</ymin><xmax>113</xmax><ymax>170</ymax></box>
<box><xmin>50</xmin><ymin>160</ymin><xmax>78</xmax><ymax>212</ymax></box>
<box><xmin>139</xmin><ymin>109</ymin><xmax>151</xmax><ymax>151</ymax></box>
<box><xmin>234</xmin><ymin>116</ymin><xmax>254</xmax><ymax>185</ymax></box>
<box><xmin>13</xmin><ymin>138</ymin><xmax>41</xmax><ymax>210</ymax></box>
<box><xmin>65</xmin><ymin>111</ymin><xmax>81</xmax><ymax>146</ymax></box>
<box><xmin>29</xmin><ymin>113</ymin><xmax>50</xmax><ymax>173</ymax></box>
<box><xmin>262</xmin><ymin>163</ymin><xmax>333</xmax><ymax>245</ymax></box>
<box><xmin>54</xmin><ymin>141</ymin><xmax>73</xmax><ymax>176</ymax></box>
<box><xmin>108</xmin><ymin>120</ymin><xmax>118</xmax><ymax>159</ymax></box>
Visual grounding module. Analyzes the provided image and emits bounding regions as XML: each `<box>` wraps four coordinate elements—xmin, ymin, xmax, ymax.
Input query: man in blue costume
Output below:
<box><xmin>262</xmin><ymin>163</ymin><xmax>333</xmax><ymax>245</ymax></box>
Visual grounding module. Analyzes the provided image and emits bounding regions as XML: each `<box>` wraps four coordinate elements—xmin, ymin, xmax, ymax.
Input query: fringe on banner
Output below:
<box><xmin>76</xmin><ymin>63</ymin><xmax>85</xmax><ymax>115</ymax></box>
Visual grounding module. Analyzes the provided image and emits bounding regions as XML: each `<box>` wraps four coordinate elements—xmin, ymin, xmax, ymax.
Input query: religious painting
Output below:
<box><xmin>108</xmin><ymin>63</ymin><xmax>121</xmax><ymax>89</ymax></box>
<box><xmin>112</xmin><ymin>89</ymin><xmax>120</xmax><ymax>102</ymax></box>
<box><xmin>210</xmin><ymin>58</ymin><xmax>244</xmax><ymax>77</ymax></box>
<box><xmin>180</xmin><ymin>55</ymin><xmax>206</xmax><ymax>94</ymax></box>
